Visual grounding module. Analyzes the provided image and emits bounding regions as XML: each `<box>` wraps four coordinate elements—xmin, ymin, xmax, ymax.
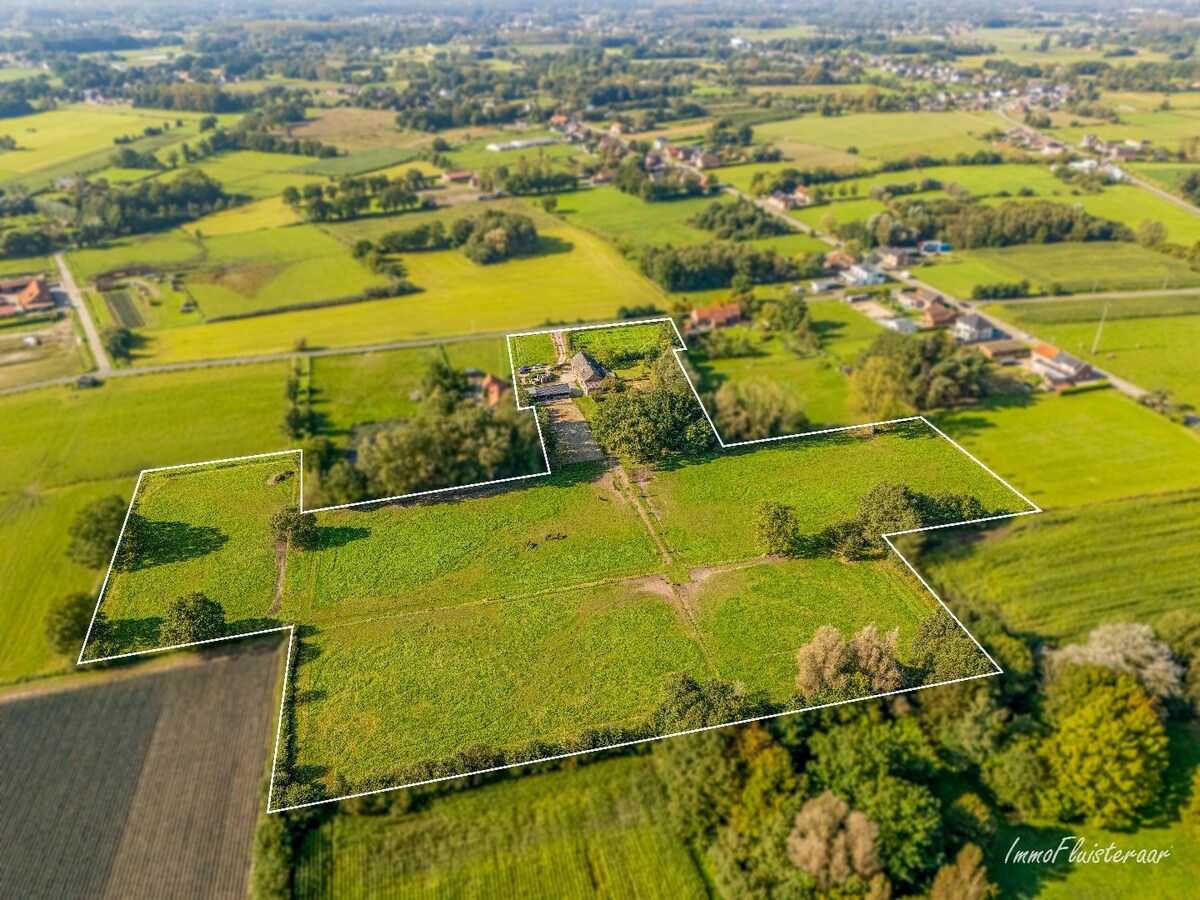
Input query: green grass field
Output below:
<box><xmin>926</xmin><ymin>490</ymin><xmax>1200</xmax><ymax>641</ymax></box>
<box><xmin>128</xmin><ymin>218</ymin><xmax>666</xmax><ymax>365</ymax></box>
<box><xmin>292</xmin><ymin>756</ymin><xmax>707</xmax><ymax>899</ymax></box>
<box><xmin>983</xmin><ymin>295</ymin><xmax>1200</xmax><ymax>408</ymax></box>
<box><xmin>692</xmin><ymin>300</ymin><xmax>882</xmax><ymax>428</ymax></box>
<box><xmin>90</xmin><ymin>455</ymin><xmax>300</xmax><ymax>655</ymax></box>
<box><xmin>557</xmin><ymin>187</ymin><xmax>729</xmax><ymax>248</ymax></box>
<box><xmin>920</xmin><ymin>242</ymin><xmax>1200</xmax><ymax>297</ymax></box>
<box><xmin>935</xmin><ymin>390</ymin><xmax>1200</xmax><ymax>509</ymax></box>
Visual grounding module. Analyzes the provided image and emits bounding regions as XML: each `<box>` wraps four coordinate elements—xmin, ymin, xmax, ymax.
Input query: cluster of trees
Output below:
<box><xmin>755</xmin><ymin>481</ymin><xmax>988</xmax><ymax>563</ymax></box>
<box><xmin>480</xmin><ymin>155</ymin><xmax>579</xmax><ymax>196</ymax></box>
<box><xmin>68</xmin><ymin>170</ymin><xmax>236</xmax><ymax>244</ymax></box>
<box><xmin>590</xmin><ymin>353</ymin><xmax>715</xmax><ymax>463</ymax></box>
<box><xmin>972</xmin><ymin>280</ymin><xmax>1032</xmax><ymax>300</ymax></box>
<box><xmin>613</xmin><ymin>154</ymin><xmax>714</xmax><ymax>202</ymax></box>
<box><xmin>713</xmin><ymin>377</ymin><xmax>807</xmax><ymax>442</ymax></box>
<box><xmin>130</xmin><ymin>82</ymin><xmax>247</xmax><ymax>113</ymax></box>
<box><xmin>688</xmin><ymin>198</ymin><xmax>791</xmax><ymax>241</ymax></box>
<box><xmin>366</xmin><ymin>209</ymin><xmax>539</xmax><ymax>266</ymax></box>
<box><xmin>641</xmin><ymin>242</ymin><xmax>792</xmax><ymax>291</ymax></box>
<box><xmin>282</xmin><ymin>169</ymin><xmax>434</xmax><ymax>222</ymax></box>
<box><xmin>849</xmin><ymin>331</ymin><xmax>990</xmax><ymax>418</ymax></box>
<box><xmin>748</xmin><ymin>151</ymin><xmax>1005</xmax><ymax>199</ymax></box>
<box><xmin>108</xmin><ymin>147</ymin><xmax>164</xmax><ymax>170</ymax></box>
<box><xmin>179</xmin><ymin>125</ymin><xmax>339</xmax><ymax>166</ymax></box>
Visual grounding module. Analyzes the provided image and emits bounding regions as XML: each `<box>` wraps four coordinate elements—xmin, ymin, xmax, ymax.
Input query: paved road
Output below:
<box><xmin>55</xmin><ymin>252</ymin><xmax>110</xmax><ymax>374</ymax></box>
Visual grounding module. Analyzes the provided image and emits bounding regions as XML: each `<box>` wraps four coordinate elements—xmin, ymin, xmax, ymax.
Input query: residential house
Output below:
<box><xmin>841</xmin><ymin>263</ymin><xmax>887</xmax><ymax>287</ymax></box>
<box><xmin>17</xmin><ymin>278</ymin><xmax>53</xmax><ymax>313</ymax></box>
<box><xmin>977</xmin><ymin>339</ymin><xmax>1030</xmax><ymax>364</ymax></box>
<box><xmin>696</xmin><ymin>152</ymin><xmax>722</xmax><ymax>170</ymax></box>
<box><xmin>875</xmin><ymin>246</ymin><xmax>914</xmax><ymax>269</ymax></box>
<box><xmin>0</xmin><ymin>297</ymin><xmax>19</xmax><ymax>319</ymax></box>
<box><xmin>443</xmin><ymin>169</ymin><xmax>475</xmax><ymax>184</ymax></box>
<box><xmin>922</xmin><ymin>302</ymin><xmax>959</xmax><ymax>327</ymax></box>
<box><xmin>571</xmin><ymin>352</ymin><xmax>606</xmax><ymax>395</ymax></box>
<box><xmin>824</xmin><ymin>250</ymin><xmax>857</xmax><ymax>272</ymax></box>
<box><xmin>893</xmin><ymin>286</ymin><xmax>943</xmax><ymax>310</ymax></box>
<box><xmin>591</xmin><ymin>171</ymin><xmax>615</xmax><ymax>185</ymax></box>
<box><xmin>481</xmin><ymin>373</ymin><xmax>510</xmax><ymax>407</ymax></box>
<box><xmin>883</xmin><ymin>318</ymin><xmax>921</xmax><ymax>334</ymax></box>
<box><xmin>690</xmin><ymin>303</ymin><xmax>742</xmax><ymax>331</ymax></box>
<box><xmin>764</xmin><ymin>192</ymin><xmax>798</xmax><ymax>213</ymax></box>
<box><xmin>1032</xmin><ymin>343</ymin><xmax>1093</xmax><ymax>385</ymax></box>
<box><xmin>950</xmin><ymin>313</ymin><xmax>996</xmax><ymax>343</ymax></box>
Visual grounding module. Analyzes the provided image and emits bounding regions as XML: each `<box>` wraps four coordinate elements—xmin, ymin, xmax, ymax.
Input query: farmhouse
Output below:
<box><xmin>1032</xmin><ymin>343</ymin><xmax>1093</xmax><ymax>385</ymax></box>
<box><xmin>922</xmin><ymin>302</ymin><xmax>959</xmax><ymax>327</ymax></box>
<box><xmin>481</xmin><ymin>373</ymin><xmax>510</xmax><ymax>407</ymax></box>
<box><xmin>690</xmin><ymin>303</ymin><xmax>742</xmax><ymax>331</ymax></box>
<box><xmin>951</xmin><ymin>313</ymin><xmax>996</xmax><ymax>343</ymax></box>
<box><xmin>978</xmin><ymin>339</ymin><xmax>1030</xmax><ymax>364</ymax></box>
<box><xmin>571</xmin><ymin>351</ymin><xmax>606</xmax><ymax>395</ymax></box>
<box><xmin>0</xmin><ymin>276</ymin><xmax>54</xmax><ymax>316</ymax></box>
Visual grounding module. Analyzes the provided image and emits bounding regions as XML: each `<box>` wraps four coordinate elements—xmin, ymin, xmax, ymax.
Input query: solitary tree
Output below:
<box><xmin>66</xmin><ymin>495</ymin><xmax>127</xmax><ymax>569</ymax></box>
<box><xmin>753</xmin><ymin>500</ymin><xmax>799</xmax><ymax>555</ymax></box>
<box><xmin>270</xmin><ymin>505</ymin><xmax>318</xmax><ymax>551</ymax></box>
<box><xmin>100</xmin><ymin>325</ymin><xmax>133</xmax><ymax>362</ymax></box>
<box><xmin>159</xmin><ymin>592</ymin><xmax>226</xmax><ymax>645</ymax></box>
<box><xmin>43</xmin><ymin>591</ymin><xmax>95</xmax><ymax>655</ymax></box>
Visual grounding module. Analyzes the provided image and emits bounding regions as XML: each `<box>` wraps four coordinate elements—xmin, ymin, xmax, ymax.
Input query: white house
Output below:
<box><xmin>840</xmin><ymin>263</ymin><xmax>887</xmax><ymax>287</ymax></box>
<box><xmin>951</xmin><ymin>313</ymin><xmax>996</xmax><ymax>343</ymax></box>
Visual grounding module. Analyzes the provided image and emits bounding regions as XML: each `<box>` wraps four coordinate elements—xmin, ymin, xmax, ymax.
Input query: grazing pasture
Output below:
<box><xmin>292</xmin><ymin>756</ymin><xmax>707</xmax><ymax>899</ymax></box>
<box><xmin>558</xmin><ymin>186</ymin><xmax>729</xmax><ymax>247</ymax></box>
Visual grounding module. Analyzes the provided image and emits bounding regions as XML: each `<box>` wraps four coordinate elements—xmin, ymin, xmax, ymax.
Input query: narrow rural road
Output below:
<box><xmin>55</xmin><ymin>252</ymin><xmax>110</xmax><ymax>374</ymax></box>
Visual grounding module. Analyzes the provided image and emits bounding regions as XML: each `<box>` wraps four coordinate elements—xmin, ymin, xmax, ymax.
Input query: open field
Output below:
<box><xmin>183</xmin><ymin>196</ymin><xmax>302</xmax><ymax>236</ymax></box>
<box><xmin>86</xmin><ymin>416</ymin><xmax>1019</xmax><ymax>793</ymax></box>
<box><xmin>93</xmin><ymin>456</ymin><xmax>300</xmax><ymax>655</ymax></box>
<box><xmin>935</xmin><ymin>390</ymin><xmax>1200</xmax><ymax>509</ymax></box>
<box><xmin>292</xmin><ymin>756</ymin><xmax>707</xmax><ymax>899</ymax></box>
<box><xmin>919</xmin><ymin>242</ymin><xmax>1200</xmax><ymax>297</ymax></box>
<box><xmin>129</xmin><ymin>219</ymin><xmax>666</xmax><ymax>365</ymax></box>
<box><xmin>557</xmin><ymin>186</ymin><xmax>727</xmax><ymax>247</ymax></box>
<box><xmin>173</xmin><ymin>150</ymin><xmax>328</xmax><ymax>200</ymax></box>
<box><xmin>983</xmin><ymin>294</ymin><xmax>1200</xmax><ymax>408</ymax></box>
<box><xmin>290</xmin><ymin>108</ymin><xmax>434</xmax><ymax>153</ymax></box>
<box><xmin>753</xmin><ymin>110</ymin><xmax>1005</xmax><ymax>164</ymax></box>
<box><xmin>0</xmin><ymin>641</ymin><xmax>282</xmax><ymax>898</ymax></box>
<box><xmin>926</xmin><ymin>490</ymin><xmax>1200</xmax><ymax>642</ymax></box>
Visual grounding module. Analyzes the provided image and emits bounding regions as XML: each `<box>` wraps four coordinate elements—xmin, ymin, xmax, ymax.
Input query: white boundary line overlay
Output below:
<box><xmin>76</xmin><ymin>316</ymin><xmax>1042</xmax><ymax>813</ymax></box>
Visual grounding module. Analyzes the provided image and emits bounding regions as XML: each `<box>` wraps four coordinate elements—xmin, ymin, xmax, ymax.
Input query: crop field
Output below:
<box><xmin>1049</xmin><ymin>109</ymin><xmax>1200</xmax><ymax>152</ymax></box>
<box><xmin>81</xmin><ymin>415</ymin><xmax>1020</xmax><ymax>795</ymax></box>
<box><xmin>310</xmin><ymin>338</ymin><xmax>512</xmax><ymax>446</ymax></box>
<box><xmin>289</xmin><ymin>108</ymin><xmax>434</xmax><ymax>152</ymax></box>
<box><xmin>935</xmin><ymin>390</ymin><xmax>1200</xmax><ymax>509</ymax></box>
<box><xmin>926</xmin><ymin>490</ymin><xmax>1200</xmax><ymax>642</ymax></box>
<box><xmin>557</xmin><ymin>187</ymin><xmax>730</xmax><ymax>247</ymax></box>
<box><xmin>752</xmin><ymin>110</ymin><xmax>1005</xmax><ymax>164</ymax></box>
<box><xmin>292</xmin><ymin>756</ymin><xmax>707</xmax><ymax>899</ymax></box>
<box><xmin>183</xmin><ymin>196</ymin><xmax>302</xmax><ymax>237</ymax></box>
<box><xmin>90</xmin><ymin>456</ymin><xmax>300</xmax><ymax>656</ymax></box>
<box><xmin>919</xmin><ymin>242</ymin><xmax>1200</xmax><ymax>297</ymax></box>
<box><xmin>0</xmin><ymin>641</ymin><xmax>283</xmax><ymax>898</ymax></box>
<box><xmin>133</xmin><ymin>219</ymin><xmax>665</xmax><ymax>365</ymax></box>
<box><xmin>838</xmin><ymin>162</ymin><xmax>1070</xmax><ymax>200</ymax></box>
<box><xmin>983</xmin><ymin>294</ymin><xmax>1200</xmax><ymax>408</ymax></box>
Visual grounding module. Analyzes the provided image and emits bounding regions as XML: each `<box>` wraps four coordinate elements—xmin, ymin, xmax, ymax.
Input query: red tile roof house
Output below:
<box><xmin>17</xmin><ymin>278</ymin><xmax>54</xmax><ymax>313</ymax></box>
<box><xmin>481</xmin><ymin>373</ymin><xmax>510</xmax><ymax>407</ymax></box>
<box><xmin>1032</xmin><ymin>343</ymin><xmax>1093</xmax><ymax>386</ymax></box>
<box><xmin>922</xmin><ymin>302</ymin><xmax>959</xmax><ymax>328</ymax></box>
<box><xmin>0</xmin><ymin>297</ymin><xmax>19</xmax><ymax>319</ymax></box>
<box><xmin>689</xmin><ymin>303</ymin><xmax>742</xmax><ymax>331</ymax></box>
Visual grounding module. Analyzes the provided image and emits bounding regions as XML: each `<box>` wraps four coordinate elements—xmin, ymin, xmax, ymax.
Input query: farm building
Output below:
<box><xmin>690</xmin><ymin>303</ymin><xmax>741</xmax><ymax>331</ymax></box>
<box><xmin>884</xmin><ymin>318</ymin><xmax>920</xmax><ymax>334</ymax></box>
<box><xmin>951</xmin><ymin>313</ymin><xmax>996</xmax><ymax>343</ymax></box>
<box><xmin>481</xmin><ymin>373</ymin><xmax>510</xmax><ymax>407</ymax></box>
<box><xmin>443</xmin><ymin>169</ymin><xmax>476</xmax><ymax>184</ymax></box>
<box><xmin>571</xmin><ymin>352</ymin><xmax>606</xmax><ymax>395</ymax></box>
<box><xmin>529</xmin><ymin>383</ymin><xmax>572</xmax><ymax>401</ymax></box>
<box><xmin>922</xmin><ymin>302</ymin><xmax>959</xmax><ymax>327</ymax></box>
<box><xmin>1033</xmin><ymin>343</ymin><xmax>1093</xmax><ymax>385</ymax></box>
<box><xmin>978</xmin><ymin>339</ymin><xmax>1030</xmax><ymax>364</ymax></box>
<box><xmin>0</xmin><ymin>276</ymin><xmax>54</xmax><ymax>316</ymax></box>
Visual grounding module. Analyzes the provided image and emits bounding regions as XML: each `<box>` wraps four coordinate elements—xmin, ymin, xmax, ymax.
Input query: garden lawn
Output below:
<box><xmin>925</xmin><ymin>491</ymin><xmax>1200</xmax><ymax>642</ymax></box>
<box><xmin>934</xmin><ymin>390</ymin><xmax>1200</xmax><ymax>509</ymax></box>
<box><xmin>292</xmin><ymin>756</ymin><xmax>707</xmax><ymax>899</ymax></box>
<box><xmin>983</xmin><ymin>295</ymin><xmax>1200</xmax><ymax>408</ymax></box>
<box><xmin>919</xmin><ymin>242</ymin><xmax>1200</xmax><ymax>297</ymax></box>
<box><xmin>90</xmin><ymin>455</ymin><xmax>300</xmax><ymax>657</ymax></box>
